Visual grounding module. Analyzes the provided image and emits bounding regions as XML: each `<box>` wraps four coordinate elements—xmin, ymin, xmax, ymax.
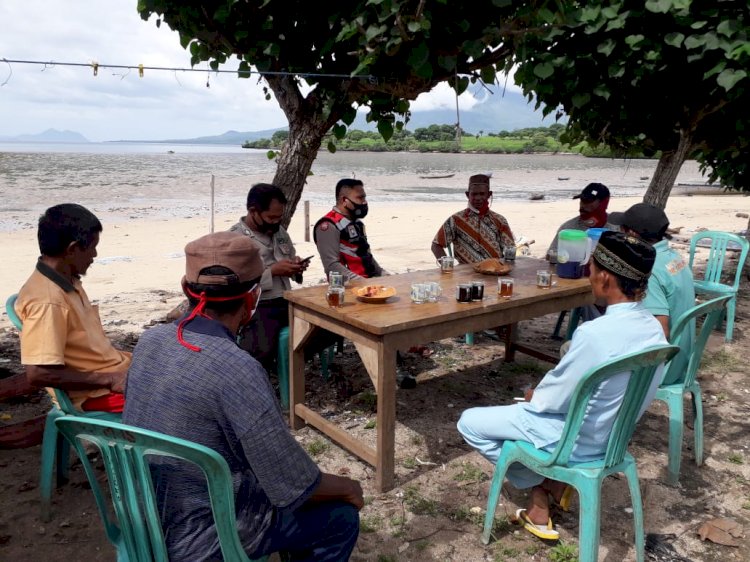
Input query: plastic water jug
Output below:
<box><xmin>583</xmin><ymin>228</ymin><xmax>608</xmax><ymax>276</ymax></box>
<box><xmin>556</xmin><ymin>229</ymin><xmax>591</xmax><ymax>278</ymax></box>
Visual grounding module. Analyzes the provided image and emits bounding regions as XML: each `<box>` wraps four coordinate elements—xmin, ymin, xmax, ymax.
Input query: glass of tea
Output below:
<box><xmin>471</xmin><ymin>281</ymin><xmax>485</xmax><ymax>301</ymax></box>
<box><xmin>326</xmin><ymin>286</ymin><xmax>345</xmax><ymax>307</ymax></box>
<box><xmin>498</xmin><ymin>277</ymin><xmax>514</xmax><ymax>299</ymax></box>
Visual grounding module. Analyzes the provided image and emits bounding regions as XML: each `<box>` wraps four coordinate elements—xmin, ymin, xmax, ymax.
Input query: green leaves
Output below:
<box><xmin>664</xmin><ymin>32</ymin><xmax>684</xmax><ymax>47</ymax></box>
<box><xmin>332</xmin><ymin>124</ymin><xmax>347</xmax><ymax>140</ymax></box>
<box><xmin>597</xmin><ymin>39</ymin><xmax>615</xmax><ymax>56</ymax></box>
<box><xmin>377</xmin><ymin>119</ymin><xmax>394</xmax><ymax>142</ymax></box>
<box><xmin>625</xmin><ymin>34</ymin><xmax>645</xmax><ymax>48</ymax></box>
<box><xmin>717</xmin><ymin>69</ymin><xmax>747</xmax><ymax>92</ymax></box>
<box><xmin>533</xmin><ymin>62</ymin><xmax>554</xmax><ymax>79</ymax></box>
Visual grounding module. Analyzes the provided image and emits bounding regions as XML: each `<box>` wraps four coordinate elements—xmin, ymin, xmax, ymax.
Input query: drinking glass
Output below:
<box><xmin>426</xmin><ymin>282</ymin><xmax>442</xmax><ymax>302</ymax></box>
<box><xmin>437</xmin><ymin>256</ymin><xmax>455</xmax><ymax>273</ymax></box>
<box><xmin>326</xmin><ymin>286</ymin><xmax>345</xmax><ymax>307</ymax></box>
<box><xmin>536</xmin><ymin>270</ymin><xmax>552</xmax><ymax>289</ymax></box>
<box><xmin>329</xmin><ymin>271</ymin><xmax>345</xmax><ymax>288</ymax></box>
<box><xmin>498</xmin><ymin>277</ymin><xmax>514</xmax><ymax>299</ymax></box>
<box><xmin>503</xmin><ymin>246</ymin><xmax>516</xmax><ymax>262</ymax></box>
<box><xmin>410</xmin><ymin>283</ymin><xmax>429</xmax><ymax>304</ymax></box>
<box><xmin>456</xmin><ymin>283</ymin><xmax>472</xmax><ymax>303</ymax></box>
<box><xmin>471</xmin><ymin>281</ymin><xmax>485</xmax><ymax>301</ymax></box>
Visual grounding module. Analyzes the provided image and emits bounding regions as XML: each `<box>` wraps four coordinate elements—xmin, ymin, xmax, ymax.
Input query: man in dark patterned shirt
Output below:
<box><xmin>123</xmin><ymin>231</ymin><xmax>362</xmax><ymax>562</ymax></box>
<box><xmin>431</xmin><ymin>173</ymin><xmax>515</xmax><ymax>264</ymax></box>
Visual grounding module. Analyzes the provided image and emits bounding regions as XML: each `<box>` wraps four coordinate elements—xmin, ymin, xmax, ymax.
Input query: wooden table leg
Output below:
<box><xmin>503</xmin><ymin>322</ymin><xmax>517</xmax><ymax>362</ymax></box>
<box><xmin>289</xmin><ymin>308</ymin><xmax>312</xmax><ymax>430</ymax></box>
<box><xmin>375</xmin><ymin>343</ymin><xmax>397</xmax><ymax>492</ymax></box>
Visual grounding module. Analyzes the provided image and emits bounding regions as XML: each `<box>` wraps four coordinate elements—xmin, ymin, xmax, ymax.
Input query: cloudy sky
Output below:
<box><xmin>0</xmin><ymin>1</ymin><xmax>514</xmax><ymax>142</ymax></box>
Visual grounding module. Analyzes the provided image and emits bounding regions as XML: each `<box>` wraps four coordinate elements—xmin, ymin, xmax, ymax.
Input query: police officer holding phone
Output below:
<box><xmin>230</xmin><ymin>183</ymin><xmax>310</xmax><ymax>372</ymax></box>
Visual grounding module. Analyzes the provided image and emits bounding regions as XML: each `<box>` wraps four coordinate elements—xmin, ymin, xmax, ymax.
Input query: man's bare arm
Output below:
<box><xmin>655</xmin><ymin>314</ymin><xmax>670</xmax><ymax>340</ymax></box>
<box><xmin>431</xmin><ymin>242</ymin><xmax>446</xmax><ymax>260</ymax></box>
<box><xmin>308</xmin><ymin>473</ymin><xmax>364</xmax><ymax>510</ymax></box>
<box><xmin>25</xmin><ymin>365</ymin><xmax>126</xmax><ymax>393</ymax></box>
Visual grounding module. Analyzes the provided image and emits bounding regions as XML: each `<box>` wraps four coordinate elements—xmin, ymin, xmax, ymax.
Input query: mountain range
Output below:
<box><xmin>3</xmin><ymin>89</ymin><xmax>559</xmax><ymax>145</ymax></box>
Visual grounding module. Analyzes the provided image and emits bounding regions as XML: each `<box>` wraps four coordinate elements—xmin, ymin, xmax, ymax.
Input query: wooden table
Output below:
<box><xmin>285</xmin><ymin>259</ymin><xmax>593</xmax><ymax>491</ymax></box>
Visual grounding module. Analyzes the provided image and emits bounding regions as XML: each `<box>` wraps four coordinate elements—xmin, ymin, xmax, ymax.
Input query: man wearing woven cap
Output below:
<box><xmin>431</xmin><ymin>173</ymin><xmax>515</xmax><ymax>264</ymax></box>
<box><xmin>546</xmin><ymin>182</ymin><xmax>619</xmax><ymax>259</ymax></box>
<box><xmin>458</xmin><ymin>231</ymin><xmax>667</xmax><ymax>541</ymax></box>
<box><xmin>622</xmin><ymin>203</ymin><xmax>695</xmax><ymax>385</ymax></box>
<box><xmin>124</xmin><ymin>231</ymin><xmax>362</xmax><ymax>562</ymax></box>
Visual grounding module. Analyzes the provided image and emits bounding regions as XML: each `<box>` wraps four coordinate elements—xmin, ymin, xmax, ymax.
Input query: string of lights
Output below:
<box><xmin>0</xmin><ymin>57</ymin><xmax>377</xmax><ymax>84</ymax></box>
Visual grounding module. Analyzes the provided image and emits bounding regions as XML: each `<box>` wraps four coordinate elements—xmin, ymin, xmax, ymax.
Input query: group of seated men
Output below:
<box><xmin>13</xmin><ymin>171</ymin><xmax>696</xmax><ymax>558</ymax></box>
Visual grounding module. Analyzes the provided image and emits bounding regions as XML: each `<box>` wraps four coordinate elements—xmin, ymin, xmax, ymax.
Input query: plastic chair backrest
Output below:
<box><xmin>663</xmin><ymin>295</ymin><xmax>731</xmax><ymax>388</ymax></box>
<box><xmin>689</xmin><ymin>231</ymin><xmax>750</xmax><ymax>290</ymax></box>
<box><xmin>545</xmin><ymin>344</ymin><xmax>679</xmax><ymax>469</ymax></box>
<box><xmin>55</xmin><ymin>416</ymin><xmax>252</xmax><ymax>562</ymax></box>
<box><xmin>6</xmin><ymin>294</ymin><xmax>22</xmax><ymax>330</ymax></box>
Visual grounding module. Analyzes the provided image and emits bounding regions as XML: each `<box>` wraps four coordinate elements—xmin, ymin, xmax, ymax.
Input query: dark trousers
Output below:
<box><xmin>249</xmin><ymin>501</ymin><xmax>359</xmax><ymax>562</ymax></box>
<box><xmin>238</xmin><ymin>297</ymin><xmax>289</xmax><ymax>373</ymax></box>
<box><xmin>238</xmin><ymin>297</ymin><xmax>340</xmax><ymax>373</ymax></box>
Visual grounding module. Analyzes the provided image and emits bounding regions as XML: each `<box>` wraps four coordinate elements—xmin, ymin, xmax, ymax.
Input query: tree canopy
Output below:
<box><xmin>505</xmin><ymin>0</ymin><xmax>750</xmax><ymax>206</ymax></box>
<box><xmin>137</xmin><ymin>0</ymin><xmax>556</xmax><ymax>223</ymax></box>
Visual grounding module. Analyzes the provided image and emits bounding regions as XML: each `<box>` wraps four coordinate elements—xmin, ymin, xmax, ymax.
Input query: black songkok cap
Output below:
<box><xmin>621</xmin><ymin>203</ymin><xmax>671</xmax><ymax>240</ymax></box>
<box><xmin>592</xmin><ymin>230</ymin><xmax>656</xmax><ymax>281</ymax></box>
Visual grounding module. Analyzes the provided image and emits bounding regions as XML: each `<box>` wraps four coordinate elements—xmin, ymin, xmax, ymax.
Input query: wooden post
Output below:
<box><xmin>209</xmin><ymin>175</ymin><xmax>215</xmax><ymax>233</ymax></box>
<box><xmin>304</xmin><ymin>200</ymin><xmax>310</xmax><ymax>242</ymax></box>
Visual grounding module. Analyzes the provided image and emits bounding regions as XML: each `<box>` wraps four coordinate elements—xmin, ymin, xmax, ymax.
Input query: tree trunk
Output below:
<box><xmin>643</xmin><ymin>128</ymin><xmax>694</xmax><ymax>209</ymax></box>
<box><xmin>265</xmin><ymin>75</ymin><xmax>342</xmax><ymax>227</ymax></box>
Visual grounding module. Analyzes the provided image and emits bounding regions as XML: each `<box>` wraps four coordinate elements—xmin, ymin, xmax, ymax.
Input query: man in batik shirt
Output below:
<box><xmin>431</xmin><ymin>174</ymin><xmax>515</xmax><ymax>263</ymax></box>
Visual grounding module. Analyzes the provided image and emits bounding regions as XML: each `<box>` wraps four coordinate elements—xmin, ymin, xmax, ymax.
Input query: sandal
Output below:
<box><xmin>556</xmin><ymin>485</ymin><xmax>574</xmax><ymax>512</ymax></box>
<box><xmin>514</xmin><ymin>509</ymin><xmax>560</xmax><ymax>541</ymax></box>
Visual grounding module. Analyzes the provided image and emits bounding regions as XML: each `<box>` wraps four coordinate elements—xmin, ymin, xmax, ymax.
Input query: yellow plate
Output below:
<box><xmin>355</xmin><ymin>285</ymin><xmax>397</xmax><ymax>303</ymax></box>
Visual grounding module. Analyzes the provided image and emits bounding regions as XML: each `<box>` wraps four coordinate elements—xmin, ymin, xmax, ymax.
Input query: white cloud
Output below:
<box><xmin>0</xmin><ymin>1</ymin><xmax>517</xmax><ymax>141</ymax></box>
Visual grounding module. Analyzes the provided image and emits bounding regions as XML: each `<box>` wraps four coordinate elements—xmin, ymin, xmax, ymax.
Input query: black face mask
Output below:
<box><xmin>253</xmin><ymin>213</ymin><xmax>281</xmax><ymax>234</ymax></box>
<box><xmin>346</xmin><ymin>199</ymin><xmax>369</xmax><ymax>219</ymax></box>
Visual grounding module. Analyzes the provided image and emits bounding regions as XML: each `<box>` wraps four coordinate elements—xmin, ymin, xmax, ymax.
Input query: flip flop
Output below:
<box><xmin>514</xmin><ymin>509</ymin><xmax>560</xmax><ymax>541</ymax></box>
<box><xmin>556</xmin><ymin>485</ymin><xmax>574</xmax><ymax>512</ymax></box>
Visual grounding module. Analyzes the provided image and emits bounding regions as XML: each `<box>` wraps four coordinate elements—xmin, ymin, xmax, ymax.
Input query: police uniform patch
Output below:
<box><xmin>319</xmin><ymin>222</ymin><xmax>329</xmax><ymax>231</ymax></box>
<box><xmin>347</xmin><ymin>225</ymin><xmax>358</xmax><ymax>238</ymax></box>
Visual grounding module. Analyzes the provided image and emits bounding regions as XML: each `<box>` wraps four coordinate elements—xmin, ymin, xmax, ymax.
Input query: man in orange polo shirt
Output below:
<box><xmin>15</xmin><ymin>204</ymin><xmax>130</xmax><ymax>412</ymax></box>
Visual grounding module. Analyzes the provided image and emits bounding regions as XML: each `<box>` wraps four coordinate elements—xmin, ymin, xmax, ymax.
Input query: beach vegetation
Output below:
<box><xmin>503</xmin><ymin>2</ymin><xmax>750</xmax><ymax>206</ymax></box>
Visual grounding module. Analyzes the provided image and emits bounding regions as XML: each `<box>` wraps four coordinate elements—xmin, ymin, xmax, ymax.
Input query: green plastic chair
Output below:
<box><xmin>481</xmin><ymin>344</ymin><xmax>679</xmax><ymax>562</ymax></box>
<box><xmin>654</xmin><ymin>295</ymin><xmax>731</xmax><ymax>485</ymax></box>
<box><xmin>277</xmin><ymin>326</ymin><xmax>335</xmax><ymax>410</ymax></box>
<box><xmin>688</xmin><ymin>231</ymin><xmax>749</xmax><ymax>342</ymax></box>
<box><xmin>55</xmin><ymin>416</ymin><xmax>269</xmax><ymax>562</ymax></box>
<box><xmin>6</xmin><ymin>293</ymin><xmax>121</xmax><ymax>522</ymax></box>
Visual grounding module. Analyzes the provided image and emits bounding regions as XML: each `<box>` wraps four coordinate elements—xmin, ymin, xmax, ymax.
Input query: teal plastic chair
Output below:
<box><xmin>55</xmin><ymin>416</ymin><xmax>269</xmax><ymax>562</ymax></box>
<box><xmin>688</xmin><ymin>231</ymin><xmax>749</xmax><ymax>342</ymax></box>
<box><xmin>6</xmin><ymin>293</ymin><xmax>121</xmax><ymax>522</ymax></box>
<box><xmin>482</xmin><ymin>344</ymin><xmax>679</xmax><ymax>562</ymax></box>
<box><xmin>654</xmin><ymin>295</ymin><xmax>731</xmax><ymax>485</ymax></box>
<box><xmin>277</xmin><ymin>326</ymin><xmax>334</xmax><ymax>409</ymax></box>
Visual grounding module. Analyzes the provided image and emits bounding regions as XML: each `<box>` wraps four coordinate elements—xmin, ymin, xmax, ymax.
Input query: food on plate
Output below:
<box><xmin>363</xmin><ymin>285</ymin><xmax>385</xmax><ymax>297</ymax></box>
<box><xmin>473</xmin><ymin>258</ymin><xmax>513</xmax><ymax>275</ymax></box>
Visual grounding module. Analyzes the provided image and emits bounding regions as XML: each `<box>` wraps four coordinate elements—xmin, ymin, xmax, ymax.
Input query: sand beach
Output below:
<box><xmin>1</xmin><ymin>150</ymin><xmax>749</xmax><ymax>561</ymax></box>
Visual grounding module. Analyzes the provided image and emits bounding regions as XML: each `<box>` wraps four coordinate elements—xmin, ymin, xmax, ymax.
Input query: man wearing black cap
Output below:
<box><xmin>124</xmin><ymin>232</ymin><xmax>362</xmax><ymax>562</ymax></box>
<box><xmin>458</xmin><ymin>231</ymin><xmax>667</xmax><ymax>540</ymax></box>
<box><xmin>546</xmin><ymin>182</ymin><xmax>618</xmax><ymax>259</ymax></box>
<box><xmin>431</xmin><ymin>173</ymin><xmax>515</xmax><ymax>264</ymax></box>
<box><xmin>622</xmin><ymin>203</ymin><xmax>695</xmax><ymax>384</ymax></box>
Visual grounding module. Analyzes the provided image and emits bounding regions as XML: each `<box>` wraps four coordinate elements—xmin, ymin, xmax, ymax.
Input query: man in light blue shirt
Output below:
<box><xmin>621</xmin><ymin>203</ymin><xmax>695</xmax><ymax>385</ymax></box>
<box><xmin>457</xmin><ymin>231</ymin><xmax>666</xmax><ymax>539</ymax></box>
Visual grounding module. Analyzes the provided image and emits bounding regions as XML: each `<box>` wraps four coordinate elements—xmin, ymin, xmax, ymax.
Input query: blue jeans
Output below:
<box><xmin>249</xmin><ymin>501</ymin><xmax>359</xmax><ymax>561</ymax></box>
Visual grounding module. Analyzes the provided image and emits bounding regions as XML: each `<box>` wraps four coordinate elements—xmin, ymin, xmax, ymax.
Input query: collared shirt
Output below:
<box><xmin>229</xmin><ymin>218</ymin><xmax>296</xmax><ymax>300</ymax></box>
<box><xmin>546</xmin><ymin>215</ymin><xmax>621</xmax><ymax>256</ymax></box>
<box><xmin>642</xmin><ymin>240</ymin><xmax>696</xmax><ymax>384</ymax></box>
<box><xmin>123</xmin><ymin>316</ymin><xmax>321</xmax><ymax>561</ymax></box>
<box><xmin>518</xmin><ymin>302</ymin><xmax>667</xmax><ymax>461</ymax></box>
<box><xmin>433</xmin><ymin>208</ymin><xmax>514</xmax><ymax>264</ymax></box>
<box><xmin>16</xmin><ymin>260</ymin><xmax>131</xmax><ymax>410</ymax></box>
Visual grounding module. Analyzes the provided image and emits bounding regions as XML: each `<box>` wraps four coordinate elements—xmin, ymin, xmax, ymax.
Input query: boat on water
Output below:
<box><xmin>419</xmin><ymin>173</ymin><xmax>455</xmax><ymax>179</ymax></box>
<box><xmin>557</xmin><ymin>176</ymin><xmax>570</xmax><ymax>181</ymax></box>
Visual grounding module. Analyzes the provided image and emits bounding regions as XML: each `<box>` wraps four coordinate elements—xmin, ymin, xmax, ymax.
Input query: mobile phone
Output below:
<box><xmin>300</xmin><ymin>255</ymin><xmax>314</xmax><ymax>263</ymax></box>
